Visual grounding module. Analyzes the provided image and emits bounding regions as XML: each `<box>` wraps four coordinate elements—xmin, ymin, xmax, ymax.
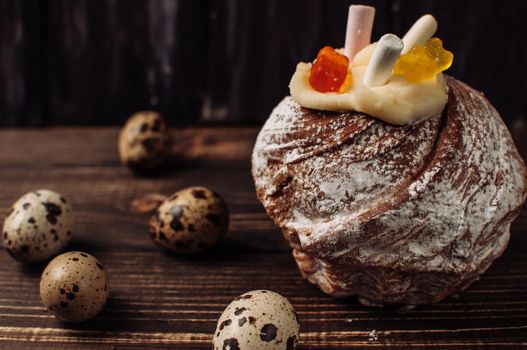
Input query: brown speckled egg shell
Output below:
<box><xmin>118</xmin><ymin>110</ymin><xmax>170</xmax><ymax>171</ymax></box>
<box><xmin>213</xmin><ymin>290</ymin><xmax>300</xmax><ymax>350</ymax></box>
<box><xmin>149</xmin><ymin>186</ymin><xmax>229</xmax><ymax>253</ymax></box>
<box><xmin>40</xmin><ymin>251</ymin><xmax>110</xmax><ymax>323</ymax></box>
<box><xmin>2</xmin><ymin>189</ymin><xmax>74</xmax><ymax>263</ymax></box>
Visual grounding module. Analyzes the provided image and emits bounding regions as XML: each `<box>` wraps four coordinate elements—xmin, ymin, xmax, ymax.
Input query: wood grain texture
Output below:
<box><xmin>0</xmin><ymin>0</ymin><xmax>46</xmax><ymax>127</ymax></box>
<box><xmin>0</xmin><ymin>127</ymin><xmax>526</xmax><ymax>349</ymax></box>
<box><xmin>1</xmin><ymin>0</ymin><xmax>527</xmax><ymax>127</ymax></box>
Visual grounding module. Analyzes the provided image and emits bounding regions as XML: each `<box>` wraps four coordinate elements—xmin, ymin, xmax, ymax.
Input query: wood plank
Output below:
<box><xmin>0</xmin><ymin>127</ymin><xmax>526</xmax><ymax>349</ymax></box>
<box><xmin>0</xmin><ymin>0</ymin><xmax>46</xmax><ymax>127</ymax></box>
<box><xmin>3</xmin><ymin>1</ymin><xmax>527</xmax><ymax>127</ymax></box>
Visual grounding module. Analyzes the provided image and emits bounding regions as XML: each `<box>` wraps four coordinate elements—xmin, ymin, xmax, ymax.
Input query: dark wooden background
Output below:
<box><xmin>1</xmin><ymin>0</ymin><xmax>527</xmax><ymax>127</ymax></box>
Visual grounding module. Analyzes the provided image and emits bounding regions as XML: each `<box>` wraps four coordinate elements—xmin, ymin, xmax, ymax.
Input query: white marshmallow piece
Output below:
<box><xmin>363</xmin><ymin>34</ymin><xmax>404</xmax><ymax>87</ymax></box>
<box><xmin>401</xmin><ymin>14</ymin><xmax>438</xmax><ymax>54</ymax></box>
<box><xmin>344</xmin><ymin>5</ymin><xmax>375</xmax><ymax>61</ymax></box>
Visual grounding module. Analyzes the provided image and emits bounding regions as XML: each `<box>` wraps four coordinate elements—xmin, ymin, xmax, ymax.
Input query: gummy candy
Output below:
<box><xmin>309</xmin><ymin>46</ymin><xmax>351</xmax><ymax>93</ymax></box>
<box><xmin>393</xmin><ymin>38</ymin><xmax>453</xmax><ymax>83</ymax></box>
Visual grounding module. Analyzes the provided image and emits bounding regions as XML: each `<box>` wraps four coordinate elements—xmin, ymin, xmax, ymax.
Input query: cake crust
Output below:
<box><xmin>252</xmin><ymin>77</ymin><xmax>527</xmax><ymax>307</ymax></box>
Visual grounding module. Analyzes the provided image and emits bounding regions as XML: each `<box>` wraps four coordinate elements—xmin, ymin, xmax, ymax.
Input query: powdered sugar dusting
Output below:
<box><xmin>252</xmin><ymin>77</ymin><xmax>527</xmax><ymax>305</ymax></box>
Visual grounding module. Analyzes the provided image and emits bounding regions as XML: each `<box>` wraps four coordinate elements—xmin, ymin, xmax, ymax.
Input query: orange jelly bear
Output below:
<box><xmin>309</xmin><ymin>46</ymin><xmax>350</xmax><ymax>93</ymax></box>
<box><xmin>393</xmin><ymin>38</ymin><xmax>453</xmax><ymax>83</ymax></box>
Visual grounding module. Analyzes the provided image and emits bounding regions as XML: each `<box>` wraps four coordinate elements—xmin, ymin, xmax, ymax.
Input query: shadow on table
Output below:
<box><xmin>124</xmin><ymin>154</ymin><xmax>249</xmax><ymax>180</ymax></box>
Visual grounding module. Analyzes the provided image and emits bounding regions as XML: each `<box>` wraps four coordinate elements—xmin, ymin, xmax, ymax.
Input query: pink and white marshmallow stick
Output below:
<box><xmin>344</xmin><ymin>5</ymin><xmax>376</xmax><ymax>61</ymax></box>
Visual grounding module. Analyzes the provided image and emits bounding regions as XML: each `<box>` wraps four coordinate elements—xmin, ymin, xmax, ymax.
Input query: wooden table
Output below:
<box><xmin>0</xmin><ymin>127</ymin><xmax>525</xmax><ymax>349</ymax></box>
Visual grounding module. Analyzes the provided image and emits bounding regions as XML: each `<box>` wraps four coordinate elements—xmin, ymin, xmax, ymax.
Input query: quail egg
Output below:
<box><xmin>213</xmin><ymin>290</ymin><xmax>300</xmax><ymax>350</ymax></box>
<box><xmin>40</xmin><ymin>251</ymin><xmax>110</xmax><ymax>322</ymax></box>
<box><xmin>149</xmin><ymin>186</ymin><xmax>229</xmax><ymax>253</ymax></box>
<box><xmin>118</xmin><ymin>110</ymin><xmax>171</xmax><ymax>171</ymax></box>
<box><xmin>2</xmin><ymin>189</ymin><xmax>74</xmax><ymax>263</ymax></box>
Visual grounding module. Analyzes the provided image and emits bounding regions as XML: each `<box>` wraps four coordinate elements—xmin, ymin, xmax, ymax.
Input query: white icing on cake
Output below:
<box><xmin>289</xmin><ymin>43</ymin><xmax>448</xmax><ymax>125</ymax></box>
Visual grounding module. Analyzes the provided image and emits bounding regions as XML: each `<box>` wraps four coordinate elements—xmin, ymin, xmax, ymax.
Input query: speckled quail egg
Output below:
<box><xmin>213</xmin><ymin>290</ymin><xmax>300</xmax><ymax>350</ymax></box>
<box><xmin>149</xmin><ymin>186</ymin><xmax>229</xmax><ymax>253</ymax></box>
<box><xmin>118</xmin><ymin>110</ymin><xmax>171</xmax><ymax>171</ymax></box>
<box><xmin>2</xmin><ymin>189</ymin><xmax>74</xmax><ymax>263</ymax></box>
<box><xmin>40</xmin><ymin>251</ymin><xmax>110</xmax><ymax>322</ymax></box>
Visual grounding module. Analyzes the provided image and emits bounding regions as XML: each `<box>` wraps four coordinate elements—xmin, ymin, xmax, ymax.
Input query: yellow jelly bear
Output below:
<box><xmin>393</xmin><ymin>38</ymin><xmax>453</xmax><ymax>82</ymax></box>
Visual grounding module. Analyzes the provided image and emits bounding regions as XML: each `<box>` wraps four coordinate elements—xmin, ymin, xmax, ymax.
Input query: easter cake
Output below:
<box><xmin>252</xmin><ymin>5</ymin><xmax>527</xmax><ymax>307</ymax></box>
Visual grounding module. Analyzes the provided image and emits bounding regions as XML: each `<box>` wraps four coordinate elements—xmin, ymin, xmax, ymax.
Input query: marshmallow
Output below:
<box><xmin>363</xmin><ymin>34</ymin><xmax>404</xmax><ymax>87</ymax></box>
<box><xmin>402</xmin><ymin>14</ymin><xmax>438</xmax><ymax>54</ymax></box>
<box><xmin>344</xmin><ymin>5</ymin><xmax>376</xmax><ymax>61</ymax></box>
